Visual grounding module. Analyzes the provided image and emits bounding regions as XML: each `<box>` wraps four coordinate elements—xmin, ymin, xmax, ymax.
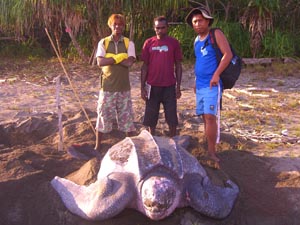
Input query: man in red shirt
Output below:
<box><xmin>141</xmin><ymin>16</ymin><xmax>183</xmax><ymax>137</ymax></box>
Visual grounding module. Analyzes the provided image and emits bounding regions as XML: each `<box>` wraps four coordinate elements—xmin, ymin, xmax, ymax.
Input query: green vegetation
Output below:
<box><xmin>169</xmin><ymin>24</ymin><xmax>196</xmax><ymax>60</ymax></box>
<box><xmin>0</xmin><ymin>39</ymin><xmax>49</xmax><ymax>58</ymax></box>
<box><xmin>261</xmin><ymin>30</ymin><xmax>295</xmax><ymax>58</ymax></box>
<box><xmin>0</xmin><ymin>0</ymin><xmax>300</xmax><ymax>61</ymax></box>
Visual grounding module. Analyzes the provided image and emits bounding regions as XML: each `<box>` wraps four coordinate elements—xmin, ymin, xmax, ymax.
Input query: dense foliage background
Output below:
<box><xmin>0</xmin><ymin>0</ymin><xmax>299</xmax><ymax>61</ymax></box>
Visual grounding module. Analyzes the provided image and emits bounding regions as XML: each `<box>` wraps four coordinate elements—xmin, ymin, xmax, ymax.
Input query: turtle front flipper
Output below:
<box><xmin>51</xmin><ymin>172</ymin><xmax>135</xmax><ymax>221</ymax></box>
<box><xmin>186</xmin><ymin>175</ymin><xmax>239</xmax><ymax>219</ymax></box>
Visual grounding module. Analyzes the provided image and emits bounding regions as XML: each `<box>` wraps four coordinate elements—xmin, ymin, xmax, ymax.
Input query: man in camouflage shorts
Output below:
<box><xmin>93</xmin><ymin>13</ymin><xmax>136</xmax><ymax>152</ymax></box>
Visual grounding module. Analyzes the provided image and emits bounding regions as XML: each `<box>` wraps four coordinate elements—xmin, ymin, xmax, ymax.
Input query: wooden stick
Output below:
<box><xmin>45</xmin><ymin>28</ymin><xmax>96</xmax><ymax>136</ymax></box>
<box><xmin>56</xmin><ymin>75</ymin><xmax>63</xmax><ymax>151</ymax></box>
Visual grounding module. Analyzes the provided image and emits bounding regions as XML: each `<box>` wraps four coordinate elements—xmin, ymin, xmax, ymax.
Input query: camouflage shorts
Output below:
<box><xmin>95</xmin><ymin>91</ymin><xmax>136</xmax><ymax>133</ymax></box>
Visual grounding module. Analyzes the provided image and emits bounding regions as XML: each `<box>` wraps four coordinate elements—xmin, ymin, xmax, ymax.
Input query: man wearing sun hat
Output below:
<box><xmin>186</xmin><ymin>5</ymin><xmax>233</xmax><ymax>163</ymax></box>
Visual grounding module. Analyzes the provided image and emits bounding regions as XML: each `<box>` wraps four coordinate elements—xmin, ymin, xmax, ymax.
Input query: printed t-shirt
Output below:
<box><xmin>141</xmin><ymin>36</ymin><xmax>182</xmax><ymax>87</ymax></box>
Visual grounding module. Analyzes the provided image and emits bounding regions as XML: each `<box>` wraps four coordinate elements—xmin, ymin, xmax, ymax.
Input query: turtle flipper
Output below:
<box><xmin>187</xmin><ymin>176</ymin><xmax>239</xmax><ymax>219</ymax></box>
<box><xmin>51</xmin><ymin>172</ymin><xmax>135</xmax><ymax>221</ymax></box>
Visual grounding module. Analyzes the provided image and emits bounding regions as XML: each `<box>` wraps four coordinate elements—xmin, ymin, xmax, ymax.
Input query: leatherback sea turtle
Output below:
<box><xmin>51</xmin><ymin>130</ymin><xmax>239</xmax><ymax>221</ymax></box>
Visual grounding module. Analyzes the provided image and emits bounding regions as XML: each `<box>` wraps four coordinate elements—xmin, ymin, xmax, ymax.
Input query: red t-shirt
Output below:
<box><xmin>141</xmin><ymin>36</ymin><xmax>183</xmax><ymax>87</ymax></box>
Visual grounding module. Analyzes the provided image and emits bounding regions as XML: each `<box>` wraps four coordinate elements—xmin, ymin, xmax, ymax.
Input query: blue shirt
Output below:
<box><xmin>194</xmin><ymin>35</ymin><xmax>219</xmax><ymax>89</ymax></box>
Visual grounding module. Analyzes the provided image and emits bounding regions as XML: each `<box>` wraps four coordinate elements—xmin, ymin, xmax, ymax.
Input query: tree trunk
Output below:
<box><xmin>54</xmin><ymin>31</ymin><xmax>62</xmax><ymax>57</ymax></box>
<box><xmin>0</xmin><ymin>37</ymin><xmax>25</xmax><ymax>41</ymax></box>
<box><xmin>129</xmin><ymin>14</ymin><xmax>135</xmax><ymax>41</ymax></box>
<box><xmin>65</xmin><ymin>22</ymin><xmax>88</xmax><ymax>62</ymax></box>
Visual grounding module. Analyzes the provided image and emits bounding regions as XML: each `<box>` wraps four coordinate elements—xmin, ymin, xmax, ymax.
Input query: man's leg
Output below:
<box><xmin>94</xmin><ymin>131</ymin><xmax>103</xmax><ymax>151</ymax></box>
<box><xmin>94</xmin><ymin>91</ymin><xmax>115</xmax><ymax>152</ymax></box>
<box><xmin>168</xmin><ymin>125</ymin><xmax>176</xmax><ymax>137</ymax></box>
<box><xmin>116</xmin><ymin>91</ymin><xmax>136</xmax><ymax>137</ymax></box>
<box><xmin>199</xmin><ymin>86</ymin><xmax>220</xmax><ymax>162</ymax></box>
<box><xmin>203</xmin><ymin>114</ymin><xmax>219</xmax><ymax>162</ymax></box>
<box><xmin>163</xmin><ymin>85</ymin><xmax>178</xmax><ymax>137</ymax></box>
<box><xmin>143</xmin><ymin>86</ymin><xmax>160</xmax><ymax>136</ymax></box>
<box><xmin>149</xmin><ymin>126</ymin><xmax>156</xmax><ymax>136</ymax></box>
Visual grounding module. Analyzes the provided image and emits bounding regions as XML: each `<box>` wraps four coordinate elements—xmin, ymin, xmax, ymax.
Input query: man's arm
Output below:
<box><xmin>97</xmin><ymin>56</ymin><xmax>115</xmax><ymax>67</ymax></box>
<box><xmin>140</xmin><ymin>62</ymin><xmax>148</xmax><ymax>101</ymax></box>
<box><xmin>120</xmin><ymin>40</ymin><xmax>136</xmax><ymax>67</ymax></box>
<box><xmin>175</xmin><ymin>60</ymin><xmax>182</xmax><ymax>99</ymax></box>
<box><xmin>120</xmin><ymin>56</ymin><xmax>135</xmax><ymax>67</ymax></box>
<box><xmin>210</xmin><ymin>29</ymin><xmax>233</xmax><ymax>88</ymax></box>
<box><xmin>96</xmin><ymin>39</ymin><xmax>115</xmax><ymax>67</ymax></box>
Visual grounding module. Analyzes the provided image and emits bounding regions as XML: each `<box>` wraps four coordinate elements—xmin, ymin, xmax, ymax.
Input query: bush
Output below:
<box><xmin>0</xmin><ymin>39</ymin><xmax>48</xmax><ymax>58</ymax></box>
<box><xmin>261</xmin><ymin>29</ymin><xmax>295</xmax><ymax>58</ymax></box>
<box><xmin>213</xmin><ymin>21</ymin><xmax>251</xmax><ymax>58</ymax></box>
<box><xmin>168</xmin><ymin>24</ymin><xmax>196</xmax><ymax>60</ymax></box>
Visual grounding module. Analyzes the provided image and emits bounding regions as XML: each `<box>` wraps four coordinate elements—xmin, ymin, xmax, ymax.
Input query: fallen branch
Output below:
<box><xmin>231</xmin><ymin>128</ymin><xmax>299</xmax><ymax>144</ymax></box>
<box><xmin>25</xmin><ymin>81</ymin><xmax>41</xmax><ymax>87</ymax></box>
<box><xmin>0</xmin><ymin>36</ymin><xmax>25</xmax><ymax>41</ymax></box>
<box><xmin>246</xmin><ymin>87</ymin><xmax>279</xmax><ymax>93</ymax></box>
<box><xmin>223</xmin><ymin>92</ymin><xmax>236</xmax><ymax>99</ymax></box>
<box><xmin>242</xmin><ymin>58</ymin><xmax>272</xmax><ymax>66</ymax></box>
<box><xmin>233</xmin><ymin>88</ymin><xmax>273</xmax><ymax>97</ymax></box>
<box><xmin>238</xmin><ymin>103</ymin><xmax>255</xmax><ymax>109</ymax></box>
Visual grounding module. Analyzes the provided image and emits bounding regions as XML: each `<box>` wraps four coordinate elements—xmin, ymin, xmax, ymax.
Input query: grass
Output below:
<box><xmin>287</xmin><ymin>100</ymin><xmax>300</xmax><ymax>108</ymax></box>
<box><xmin>294</xmin><ymin>127</ymin><xmax>300</xmax><ymax>137</ymax></box>
<box><xmin>220</xmin><ymin>60</ymin><xmax>300</xmax><ymax>151</ymax></box>
<box><xmin>264</xmin><ymin>142</ymin><xmax>282</xmax><ymax>150</ymax></box>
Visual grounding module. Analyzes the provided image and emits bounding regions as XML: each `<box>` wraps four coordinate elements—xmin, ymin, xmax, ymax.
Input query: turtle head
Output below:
<box><xmin>141</xmin><ymin>176</ymin><xmax>179</xmax><ymax>220</ymax></box>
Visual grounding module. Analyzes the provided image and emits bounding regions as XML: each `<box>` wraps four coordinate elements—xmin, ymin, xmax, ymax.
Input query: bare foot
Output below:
<box><xmin>208</xmin><ymin>152</ymin><xmax>220</xmax><ymax>162</ymax></box>
<box><xmin>94</xmin><ymin>147</ymin><xmax>101</xmax><ymax>152</ymax></box>
<box><xmin>199</xmin><ymin>158</ymin><xmax>220</xmax><ymax>169</ymax></box>
<box><xmin>68</xmin><ymin>144</ymin><xmax>100</xmax><ymax>160</ymax></box>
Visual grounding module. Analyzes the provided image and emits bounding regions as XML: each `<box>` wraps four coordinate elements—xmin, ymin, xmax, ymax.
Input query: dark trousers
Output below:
<box><xmin>143</xmin><ymin>85</ymin><xmax>178</xmax><ymax>127</ymax></box>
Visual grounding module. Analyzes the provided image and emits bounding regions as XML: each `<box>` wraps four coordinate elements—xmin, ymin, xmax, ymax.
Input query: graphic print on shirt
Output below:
<box><xmin>152</xmin><ymin>45</ymin><xmax>168</xmax><ymax>52</ymax></box>
<box><xmin>200</xmin><ymin>38</ymin><xmax>209</xmax><ymax>57</ymax></box>
<box><xmin>201</xmin><ymin>46</ymin><xmax>208</xmax><ymax>56</ymax></box>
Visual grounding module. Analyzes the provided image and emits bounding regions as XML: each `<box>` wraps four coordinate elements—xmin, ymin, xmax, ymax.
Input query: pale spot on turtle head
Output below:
<box><xmin>141</xmin><ymin>176</ymin><xmax>177</xmax><ymax>220</ymax></box>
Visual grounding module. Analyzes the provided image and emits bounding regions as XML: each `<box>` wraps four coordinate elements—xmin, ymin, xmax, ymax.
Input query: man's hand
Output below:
<box><xmin>210</xmin><ymin>74</ymin><xmax>220</xmax><ymax>89</ymax></box>
<box><xmin>176</xmin><ymin>86</ymin><xmax>181</xmax><ymax>99</ymax></box>
<box><xmin>141</xmin><ymin>87</ymin><xmax>148</xmax><ymax>101</ymax></box>
<box><xmin>120</xmin><ymin>56</ymin><xmax>135</xmax><ymax>67</ymax></box>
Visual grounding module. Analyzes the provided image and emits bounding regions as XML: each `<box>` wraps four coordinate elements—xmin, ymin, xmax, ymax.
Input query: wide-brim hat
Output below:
<box><xmin>185</xmin><ymin>7</ymin><xmax>214</xmax><ymax>27</ymax></box>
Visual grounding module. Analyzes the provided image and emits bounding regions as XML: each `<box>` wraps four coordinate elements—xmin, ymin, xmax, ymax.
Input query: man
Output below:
<box><xmin>141</xmin><ymin>16</ymin><xmax>183</xmax><ymax>137</ymax></box>
<box><xmin>185</xmin><ymin>6</ymin><xmax>233</xmax><ymax>162</ymax></box>
<box><xmin>93</xmin><ymin>14</ymin><xmax>136</xmax><ymax>151</ymax></box>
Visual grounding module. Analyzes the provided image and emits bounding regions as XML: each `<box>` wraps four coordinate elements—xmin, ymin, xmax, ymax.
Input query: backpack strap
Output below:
<box><xmin>104</xmin><ymin>36</ymin><xmax>129</xmax><ymax>50</ymax></box>
<box><xmin>209</xmin><ymin>28</ymin><xmax>217</xmax><ymax>47</ymax></box>
<box><xmin>209</xmin><ymin>28</ymin><xmax>223</xmax><ymax>63</ymax></box>
<box><xmin>210</xmin><ymin>28</ymin><xmax>237</xmax><ymax>62</ymax></box>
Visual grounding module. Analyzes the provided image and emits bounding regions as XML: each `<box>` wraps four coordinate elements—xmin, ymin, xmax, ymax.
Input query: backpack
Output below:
<box><xmin>104</xmin><ymin>36</ymin><xmax>129</xmax><ymax>50</ymax></box>
<box><xmin>209</xmin><ymin>28</ymin><xmax>242</xmax><ymax>89</ymax></box>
